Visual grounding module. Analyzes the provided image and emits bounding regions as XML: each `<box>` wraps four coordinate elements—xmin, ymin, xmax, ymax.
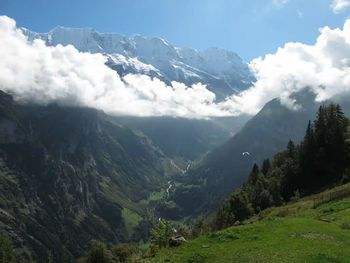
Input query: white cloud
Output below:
<box><xmin>0</xmin><ymin>16</ymin><xmax>234</xmax><ymax>119</ymax></box>
<box><xmin>331</xmin><ymin>0</ymin><xmax>350</xmax><ymax>13</ymax></box>
<box><xmin>2</xmin><ymin>16</ymin><xmax>350</xmax><ymax>119</ymax></box>
<box><xmin>222</xmin><ymin>19</ymin><xmax>350</xmax><ymax>115</ymax></box>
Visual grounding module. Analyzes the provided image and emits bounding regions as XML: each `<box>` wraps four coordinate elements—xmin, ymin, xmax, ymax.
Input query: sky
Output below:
<box><xmin>0</xmin><ymin>0</ymin><xmax>349</xmax><ymax>61</ymax></box>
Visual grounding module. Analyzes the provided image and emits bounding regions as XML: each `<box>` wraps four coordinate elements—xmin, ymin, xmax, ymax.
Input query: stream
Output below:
<box><xmin>165</xmin><ymin>160</ymin><xmax>192</xmax><ymax>198</ymax></box>
<box><xmin>166</xmin><ymin>180</ymin><xmax>173</xmax><ymax>197</ymax></box>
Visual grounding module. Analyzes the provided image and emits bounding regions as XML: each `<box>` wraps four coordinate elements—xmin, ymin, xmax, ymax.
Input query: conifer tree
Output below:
<box><xmin>248</xmin><ymin>164</ymin><xmax>260</xmax><ymax>185</ymax></box>
<box><xmin>261</xmin><ymin>159</ymin><xmax>271</xmax><ymax>175</ymax></box>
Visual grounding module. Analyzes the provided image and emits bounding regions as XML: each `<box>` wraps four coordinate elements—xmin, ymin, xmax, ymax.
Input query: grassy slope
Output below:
<box><xmin>150</xmin><ymin>184</ymin><xmax>350</xmax><ymax>263</ymax></box>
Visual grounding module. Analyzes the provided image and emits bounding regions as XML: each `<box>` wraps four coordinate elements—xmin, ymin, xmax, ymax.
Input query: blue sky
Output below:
<box><xmin>0</xmin><ymin>0</ymin><xmax>349</xmax><ymax>61</ymax></box>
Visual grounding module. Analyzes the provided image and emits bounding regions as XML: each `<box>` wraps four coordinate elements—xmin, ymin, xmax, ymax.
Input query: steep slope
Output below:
<box><xmin>22</xmin><ymin>27</ymin><xmax>254</xmax><ymax>99</ymax></box>
<box><xmin>172</xmin><ymin>97</ymin><xmax>317</xmax><ymax>215</ymax></box>
<box><xmin>151</xmin><ymin>184</ymin><xmax>350</xmax><ymax>263</ymax></box>
<box><xmin>0</xmin><ymin>91</ymin><xmax>168</xmax><ymax>262</ymax></box>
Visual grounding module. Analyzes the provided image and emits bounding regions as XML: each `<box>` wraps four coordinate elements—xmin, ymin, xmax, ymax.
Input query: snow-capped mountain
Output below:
<box><xmin>22</xmin><ymin>26</ymin><xmax>254</xmax><ymax>99</ymax></box>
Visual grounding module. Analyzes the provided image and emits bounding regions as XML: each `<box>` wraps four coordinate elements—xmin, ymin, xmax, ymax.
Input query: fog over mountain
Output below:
<box><xmin>1</xmin><ymin>16</ymin><xmax>350</xmax><ymax>118</ymax></box>
<box><xmin>23</xmin><ymin>25</ymin><xmax>254</xmax><ymax>100</ymax></box>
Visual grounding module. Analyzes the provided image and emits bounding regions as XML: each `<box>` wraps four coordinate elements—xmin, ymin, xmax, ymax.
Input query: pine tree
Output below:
<box><xmin>228</xmin><ymin>189</ymin><xmax>253</xmax><ymax>221</ymax></box>
<box><xmin>300</xmin><ymin>120</ymin><xmax>315</xmax><ymax>188</ymax></box>
<box><xmin>248</xmin><ymin>164</ymin><xmax>260</xmax><ymax>185</ymax></box>
<box><xmin>287</xmin><ymin>140</ymin><xmax>296</xmax><ymax>158</ymax></box>
<box><xmin>251</xmin><ymin>177</ymin><xmax>272</xmax><ymax>211</ymax></box>
<box><xmin>213</xmin><ymin>103</ymin><xmax>350</xmax><ymax>231</ymax></box>
<box><xmin>261</xmin><ymin>159</ymin><xmax>271</xmax><ymax>175</ymax></box>
<box><xmin>315</xmin><ymin>105</ymin><xmax>326</xmax><ymax>148</ymax></box>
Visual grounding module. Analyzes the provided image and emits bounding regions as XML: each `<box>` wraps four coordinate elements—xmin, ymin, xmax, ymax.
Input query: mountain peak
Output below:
<box><xmin>22</xmin><ymin>26</ymin><xmax>254</xmax><ymax>98</ymax></box>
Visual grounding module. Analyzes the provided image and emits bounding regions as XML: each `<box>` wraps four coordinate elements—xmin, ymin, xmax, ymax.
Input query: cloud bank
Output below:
<box><xmin>222</xmin><ymin>19</ymin><xmax>350</xmax><ymax>115</ymax></box>
<box><xmin>0</xmin><ymin>16</ymin><xmax>231</xmax><ymax>119</ymax></box>
<box><xmin>1</xmin><ymin>16</ymin><xmax>350</xmax><ymax>118</ymax></box>
<box><xmin>331</xmin><ymin>0</ymin><xmax>350</xmax><ymax>13</ymax></box>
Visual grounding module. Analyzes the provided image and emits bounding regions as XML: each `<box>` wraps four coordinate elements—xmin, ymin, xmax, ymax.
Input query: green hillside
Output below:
<box><xmin>0</xmin><ymin>91</ymin><xmax>172</xmax><ymax>261</ymax></box>
<box><xmin>150</xmin><ymin>184</ymin><xmax>350</xmax><ymax>263</ymax></box>
<box><xmin>171</xmin><ymin>97</ymin><xmax>316</xmax><ymax>217</ymax></box>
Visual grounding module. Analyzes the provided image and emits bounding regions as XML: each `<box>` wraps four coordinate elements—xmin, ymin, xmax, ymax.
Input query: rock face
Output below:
<box><xmin>22</xmin><ymin>27</ymin><xmax>254</xmax><ymax>100</ymax></box>
<box><xmin>0</xmin><ymin>91</ymin><xmax>167</xmax><ymax>262</ymax></box>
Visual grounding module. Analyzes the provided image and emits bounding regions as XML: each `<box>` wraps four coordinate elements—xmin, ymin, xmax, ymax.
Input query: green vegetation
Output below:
<box><xmin>144</xmin><ymin>104</ymin><xmax>350</xmax><ymax>262</ymax></box>
<box><xmin>122</xmin><ymin>208</ymin><xmax>142</xmax><ymax>239</ymax></box>
<box><xmin>0</xmin><ymin>233</ymin><xmax>16</xmax><ymax>263</ymax></box>
<box><xmin>0</xmin><ymin>90</ymin><xmax>175</xmax><ymax>261</ymax></box>
<box><xmin>148</xmin><ymin>190</ymin><xmax>166</xmax><ymax>202</ymax></box>
<box><xmin>2</xmin><ymin>89</ymin><xmax>350</xmax><ymax>263</ymax></box>
<box><xmin>150</xmin><ymin>221</ymin><xmax>174</xmax><ymax>248</ymax></box>
<box><xmin>0</xmin><ymin>232</ymin><xmax>48</xmax><ymax>263</ymax></box>
<box><xmin>150</xmin><ymin>188</ymin><xmax>350</xmax><ymax>262</ymax></box>
<box><xmin>80</xmin><ymin>240</ymin><xmax>114</xmax><ymax>263</ymax></box>
<box><xmin>172</xmin><ymin>97</ymin><xmax>315</xmax><ymax>217</ymax></box>
<box><xmin>78</xmin><ymin>240</ymin><xmax>142</xmax><ymax>263</ymax></box>
<box><xmin>77</xmin><ymin>103</ymin><xmax>350</xmax><ymax>262</ymax></box>
<box><xmin>214</xmin><ymin>104</ymin><xmax>350</xmax><ymax>230</ymax></box>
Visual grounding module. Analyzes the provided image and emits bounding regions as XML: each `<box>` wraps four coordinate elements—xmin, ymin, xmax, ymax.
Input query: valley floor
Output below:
<box><xmin>149</xmin><ymin>186</ymin><xmax>350</xmax><ymax>263</ymax></box>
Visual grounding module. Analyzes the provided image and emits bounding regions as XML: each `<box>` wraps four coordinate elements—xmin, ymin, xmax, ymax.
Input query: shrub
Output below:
<box><xmin>85</xmin><ymin>240</ymin><xmax>113</xmax><ymax>263</ymax></box>
<box><xmin>0</xmin><ymin>233</ymin><xmax>16</xmax><ymax>263</ymax></box>
<box><xmin>112</xmin><ymin>243</ymin><xmax>139</xmax><ymax>263</ymax></box>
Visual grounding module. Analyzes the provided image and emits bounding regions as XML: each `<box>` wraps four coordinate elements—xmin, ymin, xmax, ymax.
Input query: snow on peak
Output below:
<box><xmin>133</xmin><ymin>35</ymin><xmax>179</xmax><ymax>61</ymax></box>
<box><xmin>201</xmin><ymin>47</ymin><xmax>248</xmax><ymax>76</ymax></box>
<box><xmin>22</xmin><ymin>26</ymin><xmax>254</xmax><ymax>98</ymax></box>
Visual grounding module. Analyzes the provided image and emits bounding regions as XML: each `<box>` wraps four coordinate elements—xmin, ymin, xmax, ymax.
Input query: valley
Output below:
<box><xmin>0</xmin><ymin>88</ymin><xmax>334</xmax><ymax>262</ymax></box>
<box><xmin>0</xmin><ymin>90</ymin><xmax>247</xmax><ymax>261</ymax></box>
<box><xmin>1</xmin><ymin>5</ymin><xmax>350</xmax><ymax>262</ymax></box>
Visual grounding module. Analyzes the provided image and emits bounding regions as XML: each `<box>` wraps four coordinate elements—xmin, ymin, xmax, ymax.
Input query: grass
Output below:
<box><xmin>122</xmin><ymin>208</ymin><xmax>142</xmax><ymax>239</ymax></box>
<box><xmin>149</xmin><ymin>185</ymin><xmax>350</xmax><ymax>263</ymax></box>
<box><xmin>148</xmin><ymin>190</ymin><xmax>166</xmax><ymax>202</ymax></box>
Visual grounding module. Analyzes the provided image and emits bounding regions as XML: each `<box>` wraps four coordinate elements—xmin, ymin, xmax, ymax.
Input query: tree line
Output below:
<box><xmin>214</xmin><ymin>104</ymin><xmax>350</xmax><ymax>229</ymax></box>
<box><xmin>3</xmin><ymin>103</ymin><xmax>349</xmax><ymax>261</ymax></box>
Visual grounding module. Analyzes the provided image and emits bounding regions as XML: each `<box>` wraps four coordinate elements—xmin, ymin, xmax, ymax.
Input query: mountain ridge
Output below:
<box><xmin>0</xmin><ymin>90</ymin><xmax>169</xmax><ymax>261</ymax></box>
<box><xmin>171</xmin><ymin>96</ymin><xmax>318</xmax><ymax>216</ymax></box>
<box><xmin>22</xmin><ymin>26</ymin><xmax>254</xmax><ymax>100</ymax></box>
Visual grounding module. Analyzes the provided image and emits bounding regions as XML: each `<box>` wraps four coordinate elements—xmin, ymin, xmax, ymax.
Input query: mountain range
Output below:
<box><xmin>0</xmin><ymin>90</ymin><xmax>171</xmax><ymax>260</ymax></box>
<box><xmin>171</xmin><ymin>94</ymin><xmax>318</xmax><ymax>216</ymax></box>
<box><xmin>22</xmin><ymin>26</ymin><xmax>254</xmax><ymax>100</ymax></box>
<box><xmin>0</xmin><ymin>26</ymin><xmax>336</xmax><ymax>262</ymax></box>
<box><xmin>0</xmin><ymin>90</ymin><xmax>244</xmax><ymax>261</ymax></box>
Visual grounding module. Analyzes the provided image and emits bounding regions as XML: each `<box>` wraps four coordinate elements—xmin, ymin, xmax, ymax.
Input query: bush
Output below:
<box><xmin>85</xmin><ymin>240</ymin><xmax>113</xmax><ymax>263</ymax></box>
<box><xmin>150</xmin><ymin>220</ymin><xmax>174</xmax><ymax>248</ymax></box>
<box><xmin>0</xmin><ymin>233</ymin><xmax>16</xmax><ymax>263</ymax></box>
<box><xmin>112</xmin><ymin>243</ymin><xmax>139</xmax><ymax>263</ymax></box>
